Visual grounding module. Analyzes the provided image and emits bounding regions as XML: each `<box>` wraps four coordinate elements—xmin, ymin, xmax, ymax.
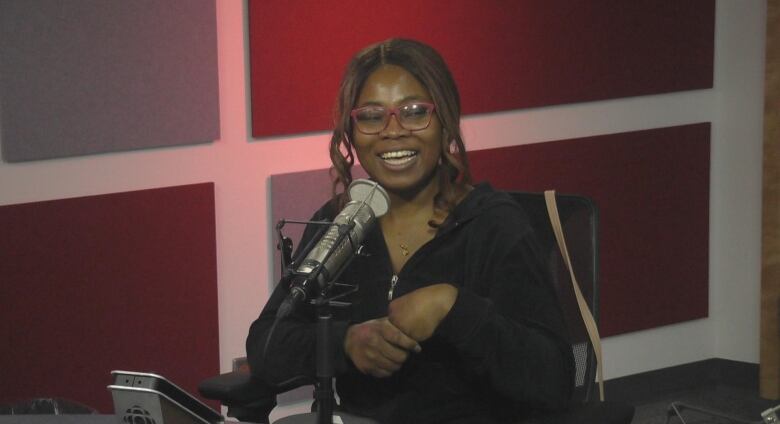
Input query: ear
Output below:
<box><xmin>440</xmin><ymin>128</ymin><xmax>452</xmax><ymax>153</ymax></box>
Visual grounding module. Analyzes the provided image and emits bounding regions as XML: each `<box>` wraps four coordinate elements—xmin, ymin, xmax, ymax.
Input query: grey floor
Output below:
<box><xmin>630</xmin><ymin>384</ymin><xmax>778</xmax><ymax>424</ymax></box>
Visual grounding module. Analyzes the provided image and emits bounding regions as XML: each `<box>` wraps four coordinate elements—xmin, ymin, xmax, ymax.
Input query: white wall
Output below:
<box><xmin>0</xmin><ymin>0</ymin><xmax>766</xmax><ymax>405</ymax></box>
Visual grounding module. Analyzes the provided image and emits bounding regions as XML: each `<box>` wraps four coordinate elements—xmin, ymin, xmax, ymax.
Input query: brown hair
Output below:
<box><xmin>328</xmin><ymin>38</ymin><xmax>472</xmax><ymax>223</ymax></box>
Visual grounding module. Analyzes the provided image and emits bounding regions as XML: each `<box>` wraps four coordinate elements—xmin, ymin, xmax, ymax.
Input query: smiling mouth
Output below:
<box><xmin>379</xmin><ymin>150</ymin><xmax>418</xmax><ymax>166</ymax></box>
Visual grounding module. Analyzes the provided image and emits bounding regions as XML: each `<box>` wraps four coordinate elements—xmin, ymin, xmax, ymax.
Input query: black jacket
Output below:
<box><xmin>247</xmin><ymin>183</ymin><xmax>574</xmax><ymax>423</ymax></box>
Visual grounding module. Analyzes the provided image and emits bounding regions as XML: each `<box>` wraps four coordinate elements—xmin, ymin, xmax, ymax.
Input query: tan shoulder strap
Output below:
<box><xmin>544</xmin><ymin>190</ymin><xmax>605</xmax><ymax>401</ymax></box>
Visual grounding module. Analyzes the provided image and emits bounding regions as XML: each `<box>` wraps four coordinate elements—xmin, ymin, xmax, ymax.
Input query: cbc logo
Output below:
<box><xmin>122</xmin><ymin>405</ymin><xmax>156</xmax><ymax>424</ymax></box>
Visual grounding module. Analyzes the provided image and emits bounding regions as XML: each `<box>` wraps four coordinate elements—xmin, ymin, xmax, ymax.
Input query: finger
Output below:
<box><xmin>381</xmin><ymin>322</ymin><xmax>422</xmax><ymax>353</ymax></box>
<box><xmin>355</xmin><ymin>360</ymin><xmax>394</xmax><ymax>378</ymax></box>
<box><xmin>367</xmin><ymin>367</ymin><xmax>393</xmax><ymax>378</ymax></box>
<box><xmin>376</xmin><ymin>341</ymin><xmax>411</xmax><ymax>365</ymax></box>
<box><xmin>359</xmin><ymin>350</ymin><xmax>403</xmax><ymax>377</ymax></box>
<box><xmin>363</xmin><ymin>340</ymin><xmax>406</xmax><ymax>369</ymax></box>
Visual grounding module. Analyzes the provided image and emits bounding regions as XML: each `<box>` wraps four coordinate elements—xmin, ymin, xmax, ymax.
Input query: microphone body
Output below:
<box><xmin>277</xmin><ymin>180</ymin><xmax>389</xmax><ymax>318</ymax></box>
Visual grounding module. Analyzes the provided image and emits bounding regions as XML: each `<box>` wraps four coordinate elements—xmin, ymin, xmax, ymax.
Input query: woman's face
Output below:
<box><xmin>352</xmin><ymin>64</ymin><xmax>443</xmax><ymax>197</ymax></box>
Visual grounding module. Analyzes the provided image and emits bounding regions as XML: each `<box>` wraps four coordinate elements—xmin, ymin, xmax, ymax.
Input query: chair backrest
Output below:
<box><xmin>507</xmin><ymin>192</ymin><xmax>599</xmax><ymax>403</ymax></box>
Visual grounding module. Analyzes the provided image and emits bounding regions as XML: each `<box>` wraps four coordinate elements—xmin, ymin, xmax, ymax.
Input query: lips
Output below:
<box><xmin>378</xmin><ymin>149</ymin><xmax>418</xmax><ymax>166</ymax></box>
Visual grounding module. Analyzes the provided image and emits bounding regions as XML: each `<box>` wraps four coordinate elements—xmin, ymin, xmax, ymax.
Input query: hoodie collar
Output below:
<box><xmin>438</xmin><ymin>182</ymin><xmax>520</xmax><ymax>234</ymax></box>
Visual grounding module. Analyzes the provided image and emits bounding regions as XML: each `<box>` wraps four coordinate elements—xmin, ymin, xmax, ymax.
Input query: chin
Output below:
<box><xmin>376</xmin><ymin>171</ymin><xmax>439</xmax><ymax>198</ymax></box>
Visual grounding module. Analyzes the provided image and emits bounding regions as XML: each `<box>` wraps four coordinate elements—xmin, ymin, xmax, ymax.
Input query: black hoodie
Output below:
<box><xmin>247</xmin><ymin>183</ymin><xmax>574</xmax><ymax>424</ymax></box>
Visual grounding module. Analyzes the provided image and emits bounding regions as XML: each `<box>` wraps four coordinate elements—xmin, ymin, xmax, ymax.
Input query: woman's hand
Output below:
<box><xmin>388</xmin><ymin>283</ymin><xmax>458</xmax><ymax>342</ymax></box>
<box><xmin>344</xmin><ymin>318</ymin><xmax>421</xmax><ymax>378</ymax></box>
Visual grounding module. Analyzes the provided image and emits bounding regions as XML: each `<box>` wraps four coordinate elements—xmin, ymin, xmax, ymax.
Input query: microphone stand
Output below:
<box><xmin>274</xmin><ymin>221</ymin><xmax>378</xmax><ymax>424</ymax></box>
<box><xmin>275</xmin><ymin>297</ymin><xmax>376</xmax><ymax>424</ymax></box>
<box><xmin>314</xmin><ymin>295</ymin><xmax>335</xmax><ymax>424</ymax></box>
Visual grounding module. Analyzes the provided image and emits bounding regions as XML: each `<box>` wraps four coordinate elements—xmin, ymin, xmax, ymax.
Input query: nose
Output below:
<box><xmin>381</xmin><ymin>112</ymin><xmax>408</xmax><ymax>138</ymax></box>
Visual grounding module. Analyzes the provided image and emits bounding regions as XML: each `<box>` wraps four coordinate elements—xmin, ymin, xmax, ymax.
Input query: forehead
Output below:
<box><xmin>357</xmin><ymin>64</ymin><xmax>431</xmax><ymax>105</ymax></box>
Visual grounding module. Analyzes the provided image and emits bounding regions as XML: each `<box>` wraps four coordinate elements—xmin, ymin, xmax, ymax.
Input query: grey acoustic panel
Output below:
<box><xmin>0</xmin><ymin>0</ymin><xmax>220</xmax><ymax>162</ymax></box>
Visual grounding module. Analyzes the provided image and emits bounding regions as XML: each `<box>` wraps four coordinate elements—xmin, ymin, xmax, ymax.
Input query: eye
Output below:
<box><xmin>400</xmin><ymin>103</ymin><xmax>431</xmax><ymax>119</ymax></box>
<box><xmin>355</xmin><ymin>107</ymin><xmax>386</xmax><ymax>122</ymax></box>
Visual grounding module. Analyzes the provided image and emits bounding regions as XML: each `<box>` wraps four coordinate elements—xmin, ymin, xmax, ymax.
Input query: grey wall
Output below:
<box><xmin>0</xmin><ymin>0</ymin><xmax>219</xmax><ymax>162</ymax></box>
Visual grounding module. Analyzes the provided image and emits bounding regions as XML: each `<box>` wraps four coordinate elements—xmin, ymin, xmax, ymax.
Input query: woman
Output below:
<box><xmin>247</xmin><ymin>38</ymin><xmax>574</xmax><ymax>424</ymax></box>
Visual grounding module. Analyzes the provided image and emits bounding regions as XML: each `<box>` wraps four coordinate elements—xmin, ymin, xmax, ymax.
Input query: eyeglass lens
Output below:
<box><xmin>353</xmin><ymin>103</ymin><xmax>433</xmax><ymax>134</ymax></box>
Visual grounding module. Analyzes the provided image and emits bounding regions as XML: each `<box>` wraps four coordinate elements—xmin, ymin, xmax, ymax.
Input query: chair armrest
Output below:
<box><xmin>198</xmin><ymin>371</ymin><xmax>276</xmax><ymax>404</ymax></box>
<box><xmin>198</xmin><ymin>371</ymin><xmax>278</xmax><ymax>423</ymax></box>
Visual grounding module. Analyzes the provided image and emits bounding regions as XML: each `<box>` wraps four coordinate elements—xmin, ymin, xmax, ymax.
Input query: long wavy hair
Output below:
<box><xmin>328</xmin><ymin>38</ymin><xmax>472</xmax><ymax>224</ymax></box>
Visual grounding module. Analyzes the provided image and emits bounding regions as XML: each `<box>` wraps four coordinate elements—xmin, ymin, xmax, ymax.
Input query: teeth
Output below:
<box><xmin>380</xmin><ymin>150</ymin><xmax>416</xmax><ymax>159</ymax></box>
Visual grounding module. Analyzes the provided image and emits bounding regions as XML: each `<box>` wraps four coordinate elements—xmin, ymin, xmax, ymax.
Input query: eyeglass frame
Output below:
<box><xmin>349</xmin><ymin>102</ymin><xmax>436</xmax><ymax>135</ymax></box>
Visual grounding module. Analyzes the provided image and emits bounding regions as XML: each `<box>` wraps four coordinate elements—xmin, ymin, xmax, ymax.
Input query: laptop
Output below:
<box><xmin>107</xmin><ymin>370</ymin><xmax>222</xmax><ymax>424</ymax></box>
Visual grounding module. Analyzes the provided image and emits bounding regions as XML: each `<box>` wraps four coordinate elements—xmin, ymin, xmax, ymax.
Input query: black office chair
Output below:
<box><xmin>199</xmin><ymin>191</ymin><xmax>634</xmax><ymax>424</ymax></box>
<box><xmin>505</xmin><ymin>192</ymin><xmax>633</xmax><ymax>424</ymax></box>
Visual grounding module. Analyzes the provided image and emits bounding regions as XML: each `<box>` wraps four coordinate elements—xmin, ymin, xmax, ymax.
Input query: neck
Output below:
<box><xmin>383</xmin><ymin>174</ymin><xmax>440</xmax><ymax>224</ymax></box>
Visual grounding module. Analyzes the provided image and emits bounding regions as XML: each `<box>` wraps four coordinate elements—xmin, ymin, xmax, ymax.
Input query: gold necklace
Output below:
<box><xmin>399</xmin><ymin>243</ymin><xmax>410</xmax><ymax>257</ymax></box>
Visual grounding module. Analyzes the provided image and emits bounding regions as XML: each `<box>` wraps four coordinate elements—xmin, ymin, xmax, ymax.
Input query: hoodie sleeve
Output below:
<box><xmin>435</xmin><ymin>202</ymin><xmax>575</xmax><ymax>412</ymax></box>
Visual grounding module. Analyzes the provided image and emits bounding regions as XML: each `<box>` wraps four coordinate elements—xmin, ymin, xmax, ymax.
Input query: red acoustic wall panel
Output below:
<box><xmin>0</xmin><ymin>183</ymin><xmax>219</xmax><ymax>412</ymax></box>
<box><xmin>269</xmin><ymin>123</ymin><xmax>710</xmax><ymax>336</ymax></box>
<box><xmin>249</xmin><ymin>0</ymin><xmax>714</xmax><ymax>137</ymax></box>
<box><xmin>469</xmin><ymin>123</ymin><xmax>711</xmax><ymax>336</ymax></box>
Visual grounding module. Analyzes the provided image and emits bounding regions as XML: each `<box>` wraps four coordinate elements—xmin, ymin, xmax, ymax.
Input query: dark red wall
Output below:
<box><xmin>249</xmin><ymin>0</ymin><xmax>714</xmax><ymax>137</ymax></box>
<box><xmin>0</xmin><ymin>183</ymin><xmax>220</xmax><ymax>412</ymax></box>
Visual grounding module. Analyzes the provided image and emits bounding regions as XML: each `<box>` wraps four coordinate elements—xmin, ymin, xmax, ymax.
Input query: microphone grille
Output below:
<box><xmin>348</xmin><ymin>179</ymin><xmax>390</xmax><ymax>217</ymax></box>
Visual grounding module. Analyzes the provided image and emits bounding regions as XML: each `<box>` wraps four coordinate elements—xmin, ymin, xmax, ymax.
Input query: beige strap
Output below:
<box><xmin>544</xmin><ymin>190</ymin><xmax>605</xmax><ymax>401</ymax></box>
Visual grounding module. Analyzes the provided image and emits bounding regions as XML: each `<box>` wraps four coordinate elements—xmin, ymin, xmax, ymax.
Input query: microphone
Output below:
<box><xmin>276</xmin><ymin>179</ymin><xmax>389</xmax><ymax>318</ymax></box>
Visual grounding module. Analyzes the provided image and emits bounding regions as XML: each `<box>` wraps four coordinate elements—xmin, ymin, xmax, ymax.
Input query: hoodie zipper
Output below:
<box><xmin>388</xmin><ymin>274</ymin><xmax>398</xmax><ymax>301</ymax></box>
<box><xmin>385</xmin><ymin>222</ymin><xmax>456</xmax><ymax>302</ymax></box>
<box><xmin>384</xmin><ymin>218</ymin><xmax>461</xmax><ymax>302</ymax></box>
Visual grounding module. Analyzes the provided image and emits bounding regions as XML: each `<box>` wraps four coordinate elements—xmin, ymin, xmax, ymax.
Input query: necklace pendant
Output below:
<box><xmin>399</xmin><ymin>243</ymin><xmax>409</xmax><ymax>257</ymax></box>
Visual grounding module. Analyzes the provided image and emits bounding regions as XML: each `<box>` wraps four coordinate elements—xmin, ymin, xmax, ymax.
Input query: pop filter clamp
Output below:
<box><xmin>275</xmin><ymin>217</ymin><xmax>362</xmax><ymax>308</ymax></box>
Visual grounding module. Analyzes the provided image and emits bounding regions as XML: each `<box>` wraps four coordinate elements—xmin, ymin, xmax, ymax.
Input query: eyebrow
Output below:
<box><xmin>356</xmin><ymin>95</ymin><xmax>431</xmax><ymax>108</ymax></box>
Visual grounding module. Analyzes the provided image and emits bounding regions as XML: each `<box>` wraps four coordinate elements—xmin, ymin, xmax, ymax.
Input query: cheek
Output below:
<box><xmin>424</xmin><ymin>130</ymin><xmax>445</xmax><ymax>158</ymax></box>
<box><xmin>428</xmin><ymin>120</ymin><xmax>445</xmax><ymax>150</ymax></box>
<box><xmin>352</xmin><ymin>138</ymin><xmax>373</xmax><ymax>164</ymax></box>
